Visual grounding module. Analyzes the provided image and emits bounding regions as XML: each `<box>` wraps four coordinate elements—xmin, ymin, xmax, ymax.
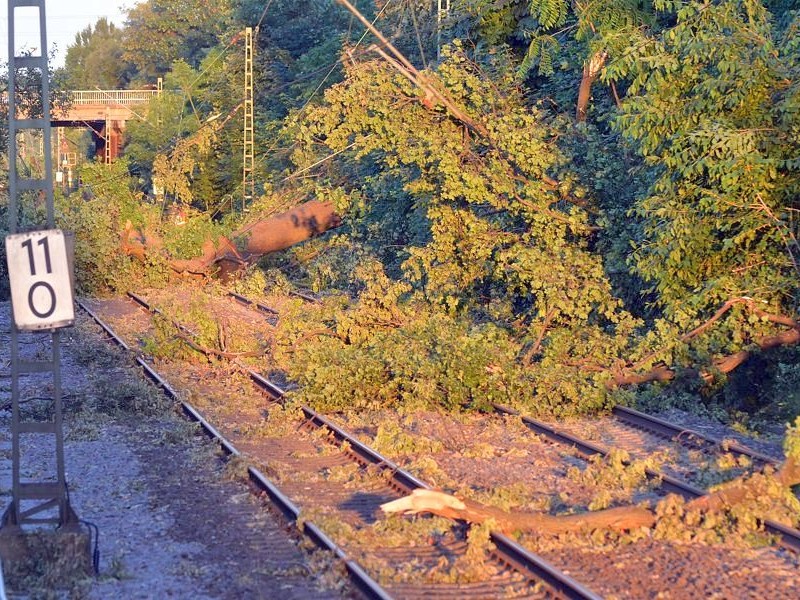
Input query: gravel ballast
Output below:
<box><xmin>0</xmin><ymin>303</ymin><xmax>348</xmax><ymax>598</ymax></box>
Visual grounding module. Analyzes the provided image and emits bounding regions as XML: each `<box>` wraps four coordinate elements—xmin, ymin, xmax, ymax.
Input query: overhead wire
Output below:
<box><xmin>171</xmin><ymin>0</ymin><xmax>281</xmax><ymax>202</ymax></box>
<box><xmin>160</xmin><ymin>2</ymin><xmax>275</xmax><ymax>134</ymax></box>
<box><xmin>56</xmin><ymin>1</ymin><xmax>276</xmax><ymax>202</ymax></box>
<box><xmin>296</xmin><ymin>0</ymin><xmax>395</xmax><ymax>116</ymax></box>
<box><xmin>69</xmin><ymin>1</ymin><xmax>400</xmax><ymax>205</ymax></box>
<box><xmin>281</xmin><ymin>138</ymin><xmax>364</xmax><ymax>183</ymax></box>
<box><xmin>63</xmin><ymin>0</ymin><xmax>766</xmax><ymax>217</ymax></box>
<box><xmin>186</xmin><ymin>28</ymin><xmax>242</xmax><ymax>92</ymax></box>
<box><xmin>408</xmin><ymin>1</ymin><xmax>428</xmax><ymax>69</ymax></box>
<box><xmin>72</xmin><ymin>9</ymin><xmax>257</xmax><ymax>182</ymax></box>
<box><xmin>255</xmin><ymin>0</ymin><xmax>276</xmax><ymax>30</ymax></box>
<box><xmin>242</xmin><ymin>0</ymin><xmax>397</xmax><ymax>192</ymax></box>
<box><xmin>221</xmin><ymin>0</ymin><xmax>396</xmax><ymax>233</ymax></box>
<box><xmin>226</xmin><ymin>38</ymin><xmax>405</xmax><ymax>199</ymax></box>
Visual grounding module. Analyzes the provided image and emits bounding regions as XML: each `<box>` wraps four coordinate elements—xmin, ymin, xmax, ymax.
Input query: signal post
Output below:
<box><xmin>0</xmin><ymin>0</ymin><xmax>92</xmax><ymax>587</ymax></box>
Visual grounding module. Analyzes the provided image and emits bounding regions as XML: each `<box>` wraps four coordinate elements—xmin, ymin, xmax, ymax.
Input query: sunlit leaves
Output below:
<box><xmin>614</xmin><ymin>1</ymin><xmax>800</xmax><ymax>335</ymax></box>
<box><xmin>283</xmin><ymin>45</ymin><xmax>643</xmax><ymax>412</ymax></box>
<box><xmin>122</xmin><ymin>0</ymin><xmax>234</xmax><ymax>80</ymax></box>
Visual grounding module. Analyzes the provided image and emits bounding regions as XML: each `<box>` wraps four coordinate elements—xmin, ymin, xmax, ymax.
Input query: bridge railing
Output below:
<box><xmin>69</xmin><ymin>90</ymin><xmax>161</xmax><ymax>106</ymax></box>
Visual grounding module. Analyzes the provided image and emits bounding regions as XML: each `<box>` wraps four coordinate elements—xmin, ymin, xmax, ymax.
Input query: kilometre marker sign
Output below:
<box><xmin>5</xmin><ymin>229</ymin><xmax>75</xmax><ymax>330</ymax></box>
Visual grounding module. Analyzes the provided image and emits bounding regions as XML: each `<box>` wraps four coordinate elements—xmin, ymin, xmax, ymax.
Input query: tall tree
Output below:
<box><xmin>122</xmin><ymin>0</ymin><xmax>235</xmax><ymax>81</ymax></box>
<box><xmin>607</xmin><ymin>0</ymin><xmax>800</xmax><ymax>382</ymax></box>
<box><xmin>456</xmin><ymin>0</ymin><xmax>656</xmax><ymax>120</ymax></box>
<box><xmin>63</xmin><ymin>18</ymin><xmax>134</xmax><ymax>89</ymax></box>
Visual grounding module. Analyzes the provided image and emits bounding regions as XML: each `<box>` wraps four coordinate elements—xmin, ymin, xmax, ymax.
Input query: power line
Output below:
<box><xmin>61</xmin><ymin>1</ymin><xmax>399</xmax><ymax>206</ymax></box>
<box><xmin>297</xmin><ymin>0</ymin><xmax>395</xmax><ymax>115</ymax></box>
<box><xmin>240</xmin><ymin>1</ymin><xmax>396</xmax><ymax>196</ymax></box>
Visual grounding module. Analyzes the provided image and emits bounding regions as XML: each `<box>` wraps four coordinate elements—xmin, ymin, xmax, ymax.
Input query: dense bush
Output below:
<box><xmin>3</xmin><ymin>0</ymin><xmax>795</xmax><ymax>421</ymax></box>
<box><xmin>54</xmin><ymin>160</ymin><xmax>170</xmax><ymax>295</ymax></box>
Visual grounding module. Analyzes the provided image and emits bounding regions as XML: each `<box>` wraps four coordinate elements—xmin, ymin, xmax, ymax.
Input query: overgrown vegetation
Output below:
<box><xmin>1</xmin><ymin>1</ymin><xmax>798</xmax><ymax>424</ymax></box>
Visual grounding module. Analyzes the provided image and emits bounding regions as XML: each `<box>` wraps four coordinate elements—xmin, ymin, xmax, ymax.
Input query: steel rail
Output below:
<box><xmin>493</xmin><ymin>403</ymin><xmax>800</xmax><ymax>554</ymax></box>
<box><xmin>492</xmin><ymin>403</ymin><xmax>706</xmax><ymax>498</ymax></box>
<box><xmin>221</xmin><ymin>291</ymin><xmax>800</xmax><ymax>556</ymax></box>
<box><xmin>288</xmin><ymin>289</ymin><xmax>320</xmax><ymax>303</ymax></box>
<box><xmin>611</xmin><ymin>406</ymin><xmax>799</xmax><ymax>553</ymax></box>
<box><xmin>210</xmin><ymin>290</ymin><xmax>800</xmax><ymax>557</ymax></box>
<box><xmin>119</xmin><ymin>293</ymin><xmax>604</xmax><ymax>600</ymax></box>
<box><xmin>246</xmin><ymin>377</ymin><xmax>602</xmax><ymax>597</ymax></box>
<box><xmin>227</xmin><ymin>291</ymin><xmax>279</xmax><ymax>315</ymax></box>
<box><xmin>76</xmin><ymin>300</ymin><xmax>392</xmax><ymax>600</ymax></box>
<box><xmin>612</xmin><ymin>405</ymin><xmax>780</xmax><ymax>466</ymax></box>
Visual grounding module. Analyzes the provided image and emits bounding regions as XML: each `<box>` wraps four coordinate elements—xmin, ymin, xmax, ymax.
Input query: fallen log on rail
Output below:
<box><xmin>381</xmin><ymin>489</ymin><xmax>656</xmax><ymax>534</ymax></box>
<box><xmin>121</xmin><ymin>199</ymin><xmax>341</xmax><ymax>275</ymax></box>
<box><xmin>382</xmin><ymin>445</ymin><xmax>800</xmax><ymax>535</ymax></box>
<box><xmin>687</xmin><ymin>454</ymin><xmax>800</xmax><ymax>513</ymax></box>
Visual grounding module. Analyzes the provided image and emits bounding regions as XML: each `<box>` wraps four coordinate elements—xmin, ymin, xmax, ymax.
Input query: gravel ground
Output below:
<box><xmin>5</xmin><ymin>290</ymin><xmax>797</xmax><ymax>599</ymax></box>
<box><xmin>0</xmin><ymin>302</ymin><xmax>349</xmax><ymax>599</ymax></box>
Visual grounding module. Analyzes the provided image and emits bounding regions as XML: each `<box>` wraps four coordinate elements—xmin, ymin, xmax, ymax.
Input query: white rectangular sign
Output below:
<box><xmin>5</xmin><ymin>229</ymin><xmax>75</xmax><ymax>330</ymax></box>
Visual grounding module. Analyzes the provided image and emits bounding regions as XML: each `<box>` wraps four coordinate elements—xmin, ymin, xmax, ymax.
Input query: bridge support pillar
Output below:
<box><xmin>94</xmin><ymin>120</ymin><xmax>124</xmax><ymax>164</ymax></box>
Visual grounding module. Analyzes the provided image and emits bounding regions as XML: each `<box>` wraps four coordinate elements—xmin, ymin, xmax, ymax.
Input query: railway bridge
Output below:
<box><xmin>52</xmin><ymin>88</ymin><xmax>160</xmax><ymax>165</ymax></box>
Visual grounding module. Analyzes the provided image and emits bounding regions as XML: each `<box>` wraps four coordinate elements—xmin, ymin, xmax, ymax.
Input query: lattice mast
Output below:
<box><xmin>437</xmin><ymin>0</ymin><xmax>450</xmax><ymax>61</ymax></box>
<box><xmin>242</xmin><ymin>26</ymin><xmax>255</xmax><ymax>211</ymax></box>
<box><xmin>104</xmin><ymin>108</ymin><xmax>112</xmax><ymax>165</ymax></box>
<box><xmin>4</xmin><ymin>0</ymin><xmax>78</xmax><ymax>530</ymax></box>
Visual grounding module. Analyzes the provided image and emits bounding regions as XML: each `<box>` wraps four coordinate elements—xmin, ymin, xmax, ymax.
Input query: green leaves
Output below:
<box><xmin>122</xmin><ymin>0</ymin><xmax>234</xmax><ymax>80</ymax></box>
<box><xmin>63</xmin><ymin>18</ymin><xmax>134</xmax><ymax>89</ymax></box>
<box><xmin>281</xmin><ymin>46</ymin><xmax>644</xmax><ymax>413</ymax></box>
<box><xmin>616</xmin><ymin>1</ymin><xmax>799</xmax><ymax>325</ymax></box>
<box><xmin>529</xmin><ymin>0</ymin><xmax>569</xmax><ymax>30</ymax></box>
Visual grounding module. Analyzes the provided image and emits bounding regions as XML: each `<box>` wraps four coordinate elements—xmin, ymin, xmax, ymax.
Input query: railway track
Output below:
<box><xmin>79</xmin><ymin>295</ymin><xmax>604</xmax><ymax>599</ymax></box>
<box><xmin>227</xmin><ymin>289</ymin><xmax>800</xmax><ymax>550</ymax></box>
<box><xmin>226</xmin><ymin>289</ymin><xmax>800</xmax><ymax>551</ymax></box>
<box><xmin>77</xmin><ymin>300</ymin><xmax>388</xmax><ymax>598</ymax></box>
<box><xmin>79</xmin><ymin>290</ymin><xmax>800</xmax><ymax>597</ymax></box>
<box><xmin>610</xmin><ymin>404</ymin><xmax>781</xmax><ymax>467</ymax></box>
<box><xmin>229</xmin><ymin>292</ymin><xmax>800</xmax><ymax>536</ymax></box>
<box><xmin>491</xmin><ymin>403</ymin><xmax>800</xmax><ymax>553</ymax></box>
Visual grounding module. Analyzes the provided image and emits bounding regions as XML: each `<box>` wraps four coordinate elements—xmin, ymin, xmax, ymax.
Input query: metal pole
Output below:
<box><xmin>8</xmin><ymin>1</ymin><xmax>19</xmax><ymax>234</ymax></box>
<box><xmin>39</xmin><ymin>0</ymin><xmax>54</xmax><ymax>227</ymax></box>
<box><xmin>242</xmin><ymin>27</ymin><xmax>255</xmax><ymax>212</ymax></box>
<box><xmin>4</xmin><ymin>0</ymin><xmax>76</xmax><ymax>530</ymax></box>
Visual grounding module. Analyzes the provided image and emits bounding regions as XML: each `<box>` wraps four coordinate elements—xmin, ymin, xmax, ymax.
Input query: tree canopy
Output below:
<box><xmin>63</xmin><ymin>18</ymin><xmax>134</xmax><ymax>89</ymax></box>
<box><xmin>14</xmin><ymin>0</ymin><xmax>798</xmax><ymax>422</ymax></box>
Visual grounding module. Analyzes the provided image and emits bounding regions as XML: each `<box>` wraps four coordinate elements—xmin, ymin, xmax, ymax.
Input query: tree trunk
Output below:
<box><xmin>576</xmin><ymin>50</ymin><xmax>608</xmax><ymax>122</ymax></box>
<box><xmin>233</xmin><ymin>200</ymin><xmax>341</xmax><ymax>256</ymax></box>
<box><xmin>687</xmin><ymin>456</ymin><xmax>800</xmax><ymax>513</ymax></box>
<box><xmin>610</xmin><ymin>323</ymin><xmax>800</xmax><ymax>388</ymax></box>
<box><xmin>381</xmin><ymin>489</ymin><xmax>655</xmax><ymax>534</ymax></box>
<box><xmin>121</xmin><ymin>200</ymin><xmax>341</xmax><ymax>275</ymax></box>
<box><xmin>382</xmin><ymin>455</ymin><xmax>800</xmax><ymax>535</ymax></box>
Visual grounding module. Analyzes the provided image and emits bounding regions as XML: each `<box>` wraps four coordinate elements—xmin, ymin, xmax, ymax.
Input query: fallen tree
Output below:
<box><xmin>382</xmin><ymin>489</ymin><xmax>656</xmax><ymax>534</ymax></box>
<box><xmin>121</xmin><ymin>199</ymin><xmax>341</xmax><ymax>275</ymax></box>
<box><xmin>609</xmin><ymin>298</ymin><xmax>800</xmax><ymax>388</ymax></box>
<box><xmin>382</xmin><ymin>425</ymin><xmax>800</xmax><ymax>537</ymax></box>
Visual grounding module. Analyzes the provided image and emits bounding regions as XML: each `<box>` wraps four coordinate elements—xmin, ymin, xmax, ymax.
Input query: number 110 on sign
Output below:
<box><xmin>5</xmin><ymin>229</ymin><xmax>75</xmax><ymax>330</ymax></box>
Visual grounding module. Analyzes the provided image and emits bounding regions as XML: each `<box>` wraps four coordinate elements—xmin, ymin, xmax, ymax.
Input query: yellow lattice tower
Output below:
<box><xmin>242</xmin><ymin>27</ymin><xmax>255</xmax><ymax>212</ymax></box>
<box><xmin>437</xmin><ymin>0</ymin><xmax>450</xmax><ymax>62</ymax></box>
